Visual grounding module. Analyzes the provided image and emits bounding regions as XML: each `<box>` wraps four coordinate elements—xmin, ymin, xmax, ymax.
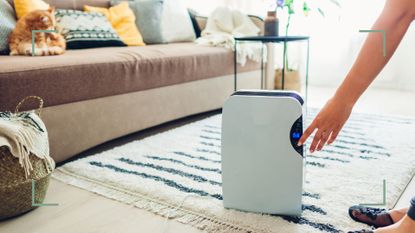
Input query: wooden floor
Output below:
<box><xmin>0</xmin><ymin>86</ymin><xmax>414</xmax><ymax>233</ymax></box>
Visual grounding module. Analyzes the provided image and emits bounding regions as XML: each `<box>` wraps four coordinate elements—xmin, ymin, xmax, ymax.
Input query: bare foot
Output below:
<box><xmin>375</xmin><ymin>215</ymin><xmax>415</xmax><ymax>233</ymax></box>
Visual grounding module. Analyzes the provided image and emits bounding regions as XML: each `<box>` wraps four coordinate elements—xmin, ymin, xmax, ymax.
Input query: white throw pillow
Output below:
<box><xmin>160</xmin><ymin>0</ymin><xmax>196</xmax><ymax>43</ymax></box>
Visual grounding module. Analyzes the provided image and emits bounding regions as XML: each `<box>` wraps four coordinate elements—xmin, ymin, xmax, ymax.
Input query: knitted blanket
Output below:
<box><xmin>196</xmin><ymin>7</ymin><xmax>263</xmax><ymax>66</ymax></box>
<box><xmin>0</xmin><ymin>111</ymin><xmax>54</xmax><ymax>177</ymax></box>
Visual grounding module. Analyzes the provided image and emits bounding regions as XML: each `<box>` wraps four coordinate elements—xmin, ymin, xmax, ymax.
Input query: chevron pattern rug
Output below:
<box><xmin>54</xmin><ymin>110</ymin><xmax>415</xmax><ymax>233</ymax></box>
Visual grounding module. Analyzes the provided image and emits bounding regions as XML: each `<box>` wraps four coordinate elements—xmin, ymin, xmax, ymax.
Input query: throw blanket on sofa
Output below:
<box><xmin>196</xmin><ymin>7</ymin><xmax>263</xmax><ymax>66</ymax></box>
<box><xmin>0</xmin><ymin>111</ymin><xmax>54</xmax><ymax>177</ymax></box>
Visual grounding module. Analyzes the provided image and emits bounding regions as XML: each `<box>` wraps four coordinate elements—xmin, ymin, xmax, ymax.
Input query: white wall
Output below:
<box><xmin>303</xmin><ymin>0</ymin><xmax>415</xmax><ymax>91</ymax></box>
<box><xmin>391</xmin><ymin>25</ymin><xmax>415</xmax><ymax>91</ymax></box>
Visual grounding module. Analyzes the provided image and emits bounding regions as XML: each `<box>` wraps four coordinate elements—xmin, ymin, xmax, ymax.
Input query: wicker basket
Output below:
<box><xmin>0</xmin><ymin>96</ymin><xmax>53</xmax><ymax>220</ymax></box>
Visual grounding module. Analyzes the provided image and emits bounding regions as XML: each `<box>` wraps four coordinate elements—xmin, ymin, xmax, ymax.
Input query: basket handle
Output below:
<box><xmin>15</xmin><ymin>96</ymin><xmax>44</xmax><ymax>116</ymax></box>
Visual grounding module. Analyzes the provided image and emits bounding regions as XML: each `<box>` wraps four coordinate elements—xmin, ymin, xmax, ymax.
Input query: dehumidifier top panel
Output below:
<box><xmin>232</xmin><ymin>90</ymin><xmax>304</xmax><ymax>105</ymax></box>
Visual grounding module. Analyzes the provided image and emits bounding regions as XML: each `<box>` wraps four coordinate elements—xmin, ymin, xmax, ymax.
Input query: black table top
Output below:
<box><xmin>234</xmin><ymin>35</ymin><xmax>309</xmax><ymax>42</ymax></box>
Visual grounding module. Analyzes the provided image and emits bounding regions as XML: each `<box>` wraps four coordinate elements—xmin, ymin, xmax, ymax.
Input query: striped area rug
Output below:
<box><xmin>54</xmin><ymin>110</ymin><xmax>415</xmax><ymax>233</ymax></box>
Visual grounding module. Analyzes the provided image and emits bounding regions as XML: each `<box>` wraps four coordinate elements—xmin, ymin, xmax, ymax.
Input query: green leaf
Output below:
<box><xmin>285</xmin><ymin>0</ymin><xmax>294</xmax><ymax>5</ymax></box>
<box><xmin>288</xmin><ymin>4</ymin><xmax>295</xmax><ymax>14</ymax></box>
<box><xmin>303</xmin><ymin>2</ymin><xmax>310</xmax><ymax>16</ymax></box>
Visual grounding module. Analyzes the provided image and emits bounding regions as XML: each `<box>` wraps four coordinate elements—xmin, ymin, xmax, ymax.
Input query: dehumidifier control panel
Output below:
<box><xmin>290</xmin><ymin>117</ymin><xmax>304</xmax><ymax>156</ymax></box>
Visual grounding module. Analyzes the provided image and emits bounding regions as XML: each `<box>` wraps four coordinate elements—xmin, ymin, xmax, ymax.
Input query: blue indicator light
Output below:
<box><xmin>292</xmin><ymin>132</ymin><xmax>301</xmax><ymax>139</ymax></box>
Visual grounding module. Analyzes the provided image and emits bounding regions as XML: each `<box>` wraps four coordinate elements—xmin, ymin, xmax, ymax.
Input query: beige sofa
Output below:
<box><xmin>0</xmin><ymin>0</ymin><xmax>269</xmax><ymax>163</ymax></box>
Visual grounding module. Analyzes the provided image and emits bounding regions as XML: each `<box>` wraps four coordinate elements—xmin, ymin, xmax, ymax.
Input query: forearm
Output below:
<box><xmin>300</xmin><ymin>0</ymin><xmax>415</xmax><ymax>151</ymax></box>
<box><xmin>334</xmin><ymin>1</ymin><xmax>414</xmax><ymax>106</ymax></box>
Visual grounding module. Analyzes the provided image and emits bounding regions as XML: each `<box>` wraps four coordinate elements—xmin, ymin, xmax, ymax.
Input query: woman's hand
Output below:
<box><xmin>298</xmin><ymin>97</ymin><xmax>353</xmax><ymax>153</ymax></box>
<box><xmin>297</xmin><ymin>0</ymin><xmax>415</xmax><ymax>153</ymax></box>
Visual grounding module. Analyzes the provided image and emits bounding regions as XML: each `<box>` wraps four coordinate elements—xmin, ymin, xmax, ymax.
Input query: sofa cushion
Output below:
<box><xmin>13</xmin><ymin>0</ymin><xmax>49</xmax><ymax>19</ymax></box>
<box><xmin>111</xmin><ymin>0</ymin><xmax>164</xmax><ymax>44</ymax></box>
<box><xmin>0</xmin><ymin>43</ymin><xmax>259</xmax><ymax>111</ymax></box>
<box><xmin>160</xmin><ymin>0</ymin><xmax>195</xmax><ymax>43</ymax></box>
<box><xmin>0</xmin><ymin>0</ymin><xmax>16</xmax><ymax>55</ymax></box>
<box><xmin>55</xmin><ymin>9</ymin><xmax>126</xmax><ymax>49</ymax></box>
<box><xmin>188</xmin><ymin>8</ymin><xmax>202</xmax><ymax>38</ymax></box>
<box><xmin>84</xmin><ymin>2</ymin><xmax>145</xmax><ymax>46</ymax></box>
<box><xmin>8</xmin><ymin>0</ymin><xmax>111</xmax><ymax>10</ymax></box>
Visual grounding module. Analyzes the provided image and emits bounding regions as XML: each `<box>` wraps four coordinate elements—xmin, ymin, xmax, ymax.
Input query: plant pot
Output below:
<box><xmin>275</xmin><ymin>69</ymin><xmax>301</xmax><ymax>92</ymax></box>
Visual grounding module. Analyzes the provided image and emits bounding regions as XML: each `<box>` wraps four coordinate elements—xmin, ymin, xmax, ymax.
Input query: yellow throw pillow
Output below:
<box><xmin>14</xmin><ymin>0</ymin><xmax>50</xmax><ymax>19</ymax></box>
<box><xmin>84</xmin><ymin>2</ymin><xmax>145</xmax><ymax>46</ymax></box>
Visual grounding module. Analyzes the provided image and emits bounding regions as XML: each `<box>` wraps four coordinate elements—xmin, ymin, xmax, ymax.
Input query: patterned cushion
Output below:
<box><xmin>84</xmin><ymin>2</ymin><xmax>145</xmax><ymax>46</ymax></box>
<box><xmin>55</xmin><ymin>9</ymin><xmax>126</xmax><ymax>49</ymax></box>
<box><xmin>0</xmin><ymin>0</ymin><xmax>16</xmax><ymax>55</ymax></box>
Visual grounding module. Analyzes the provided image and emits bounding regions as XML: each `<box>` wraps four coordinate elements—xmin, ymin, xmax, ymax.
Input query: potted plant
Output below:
<box><xmin>274</xmin><ymin>0</ymin><xmax>340</xmax><ymax>91</ymax></box>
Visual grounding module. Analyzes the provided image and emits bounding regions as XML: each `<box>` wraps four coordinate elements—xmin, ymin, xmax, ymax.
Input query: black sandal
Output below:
<box><xmin>347</xmin><ymin>230</ymin><xmax>374</xmax><ymax>233</ymax></box>
<box><xmin>349</xmin><ymin>205</ymin><xmax>394</xmax><ymax>228</ymax></box>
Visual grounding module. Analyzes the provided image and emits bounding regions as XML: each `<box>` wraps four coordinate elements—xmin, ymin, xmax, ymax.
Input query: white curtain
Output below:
<box><xmin>180</xmin><ymin>0</ymin><xmax>415</xmax><ymax>91</ymax></box>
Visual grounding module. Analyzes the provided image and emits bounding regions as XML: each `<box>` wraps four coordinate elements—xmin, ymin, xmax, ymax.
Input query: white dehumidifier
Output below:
<box><xmin>221</xmin><ymin>90</ymin><xmax>305</xmax><ymax>216</ymax></box>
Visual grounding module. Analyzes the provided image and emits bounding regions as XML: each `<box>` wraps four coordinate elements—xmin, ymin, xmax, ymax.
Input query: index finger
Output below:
<box><xmin>298</xmin><ymin>121</ymin><xmax>316</xmax><ymax>146</ymax></box>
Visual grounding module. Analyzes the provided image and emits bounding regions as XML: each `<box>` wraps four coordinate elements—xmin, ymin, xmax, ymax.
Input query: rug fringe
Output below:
<box><xmin>53</xmin><ymin>169</ymin><xmax>261</xmax><ymax>233</ymax></box>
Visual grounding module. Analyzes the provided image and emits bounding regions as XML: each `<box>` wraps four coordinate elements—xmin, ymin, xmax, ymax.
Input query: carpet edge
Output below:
<box><xmin>52</xmin><ymin>168</ymin><xmax>268</xmax><ymax>233</ymax></box>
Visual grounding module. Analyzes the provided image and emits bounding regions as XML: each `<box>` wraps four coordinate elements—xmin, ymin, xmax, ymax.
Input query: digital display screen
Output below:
<box><xmin>292</xmin><ymin>132</ymin><xmax>301</xmax><ymax>139</ymax></box>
